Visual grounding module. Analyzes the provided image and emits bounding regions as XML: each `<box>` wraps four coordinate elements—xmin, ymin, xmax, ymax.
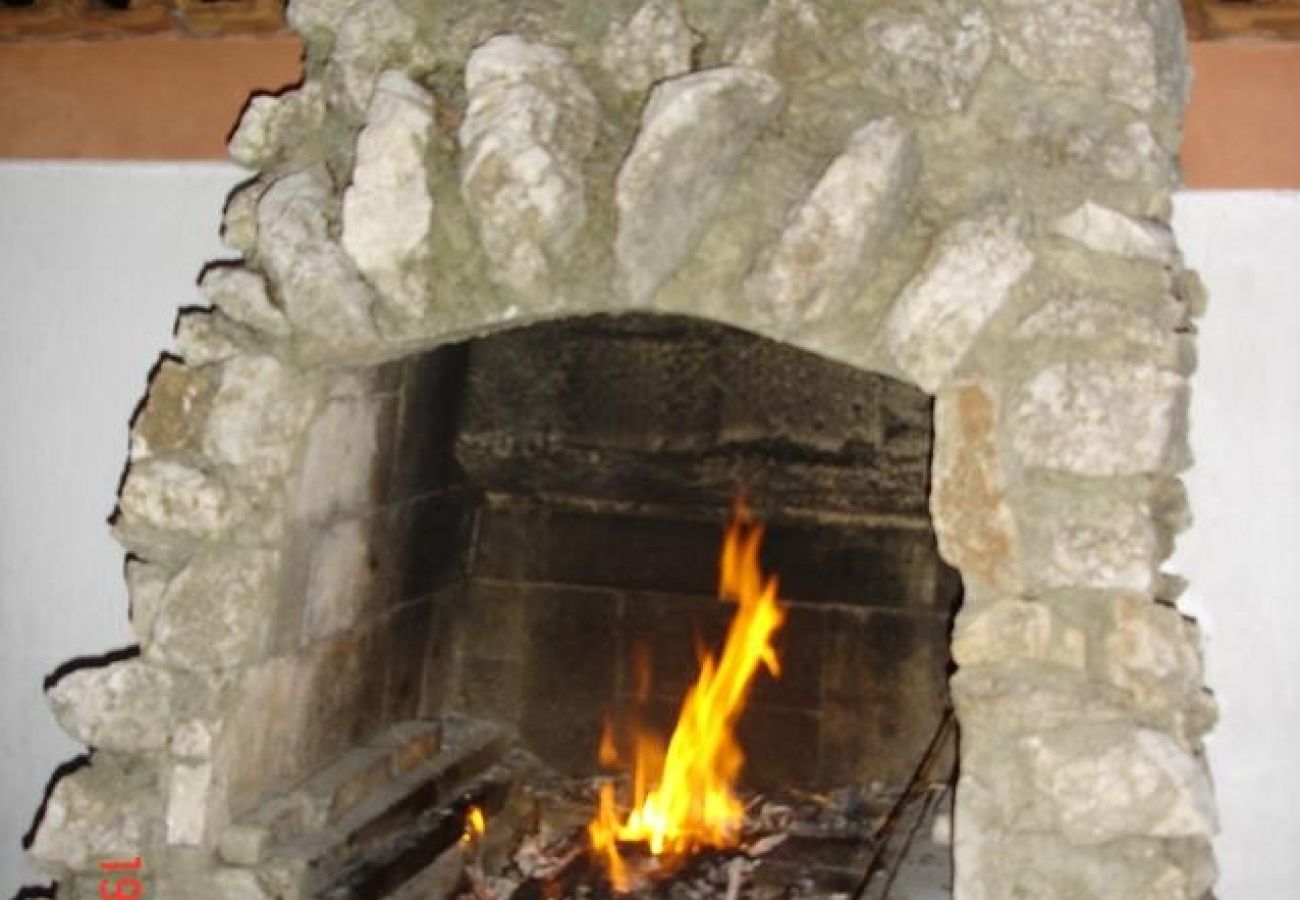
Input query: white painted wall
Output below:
<box><xmin>0</xmin><ymin>162</ymin><xmax>243</xmax><ymax>893</ymax></box>
<box><xmin>1173</xmin><ymin>191</ymin><xmax>1300</xmax><ymax>900</ymax></box>
<box><xmin>0</xmin><ymin>164</ymin><xmax>1296</xmax><ymax>897</ymax></box>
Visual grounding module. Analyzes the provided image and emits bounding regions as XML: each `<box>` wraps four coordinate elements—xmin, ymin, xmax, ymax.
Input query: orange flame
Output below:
<box><xmin>588</xmin><ymin>500</ymin><xmax>786</xmax><ymax>890</ymax></box>
<box><xmin>461</xmin><ymin>806</ymin><xmax>486</xmax><ymax>845</ymax></box>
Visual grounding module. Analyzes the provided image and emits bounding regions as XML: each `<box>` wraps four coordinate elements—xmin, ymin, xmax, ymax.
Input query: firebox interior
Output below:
<box><xmin>374</xmin><ymin>313</ymin><xmax>958</xmax><ymax>793</ymax></box>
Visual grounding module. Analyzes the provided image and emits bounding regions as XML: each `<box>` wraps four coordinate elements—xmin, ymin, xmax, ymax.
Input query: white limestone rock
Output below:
<box><xmin>1102</xmin><ymin>122</ymin><xmax>1175</xmax><ymax>187</ymax></box>
<box><xmin>287</xmin><ymin>390</ymin><xmax>382</xmax><ymax>524</ymax></box>
<box><xmin>228</xmin><ymin>84</ymin><xmax>326</xmax><ymax>170</ymax></box>
<box><xmin>1012</xmin><ymin>361</ymin><xmax>1188</xmax><ymax>477</ymax></box>
<box><xmin>48</xmin><ymin>660</ymin><xmax>173</xmax><ymax>752</ymax></box>
<box><xmin>199</xmin><ymin>267</ymin><xmax>290</xmax><ymax>338</ymax></box>
<box><xmin>885</xmin><ymin>211</ymin><xmax>1034</xmax><ymax>392</ymax></box>
<box><xmin>342</xmin><ymin>71</ymin><xmax>436</xmax><ymax>320</ymax></box>
<box><xmin>1021</xmin><ymin>725</ymin><xmax>1217</xmax><ymax>844</ymax></box>
<box><xmin>117</xmin><ymin>459</ymin><xmax>233</xmax><ymax>551</ymax></box>
<box><xmin>1030</xmin><ymin>494</ymin><xmax>1159</xmax><ymax>594</ymax></box>
<box><xmin>723</xmin><ymin>0</ymin><xmax>826</xmax><ymax>72</ymax></box>
<box><xmin>322</xmin><ymin>0</ymin><xmax>436</xmax><ymax>122</ymax></box>
<box><xmin>1015</xmin><ymin>294</ymin><xmax>1180</xmax><ymax>355</ymax></box>
<box><xmin>172</xmin><ymin>719</ymin><xmax>217</xmax><ymax>760</ymax></box>
<box><xmin>174</xmin><ymin>310</ymin><xmax>243</xmax><ymax>367</ymax></box>
<box><xmin>301</xmin><ymin>517</ymin><xmax>372</xmax><ymax>642</ymax></box>
<box><xmin>1105</xmin><ymin>595</ymin><xmax>1205</xmax><ymax>716</ymax></box>
<box><xmin>459</xmin><ymin>35</ymin><xmax>599</xmax><ymax>297</ymax></box>
<box><xmin>615</xmin><ymin>67</ymin><xmax>784</xmax><ymax>304</ymax></box>
<box><xmin>221</xmin><ymin>178</ymin><xmax>267</xmax><ymax>256</ymax></box>
<box><xmin>984</xmin><ymin>0</ymin><xmax>1187</xmax><ymax>114</ymax></box>
<box><xmin>128</xmin><ymin>360</ymin><xmax>218</xmax><ymax>462</ymax></box>
<box><xmin>149</xmin><ymin>548</ymin><xmax>280</xmax><ymax>670</ymax></box>
<box><xmin>286</xmin><ymin>0</ymin><xmax>353</xmax><ymax>47</ymax></box>
<box><xmin>953</xmin><ymin>601</ymin><xmax>1085</xmax><ymax>672</ymax></box>
<box><xmin>203</xmin><ymin>354</ymin><xmax>319</xmax><ymax>483</ymax></box>
<box><xmin>166</xmin><ymin>762</ymin><xmax>214</xmax><ymax>846</ymax></box>
<box><xmin>748</xmin><ymin>117</ymin><xmax>917</xmax><ymax>322</ymax></box>
<box><xmin>256</xmin><ymin>168</ymin><xmax>380</xmax><ymax>351</ymax></box>
<box><xmin>601</xmin><ymin>0</ymin><xmax>696</xmax><ymax>93</ymax></box>
<box><xmin>29</xmin><ymin>757</ymin><xmax>162</xmax><ymax>874</ymax></box>
<box><xmin>1054</xmin><ymin>202</ymin><xmax>1176</xmax><ymax>263</ymax></box>
<box><xmin>126</xmin><ymin>558</ymin><xmax>169</xmax><ymax>648</ymax></box>
<box><xmin>862</xmin><ymin>2</ymin><xmax>993</xmax><ymax>115</ymax></box>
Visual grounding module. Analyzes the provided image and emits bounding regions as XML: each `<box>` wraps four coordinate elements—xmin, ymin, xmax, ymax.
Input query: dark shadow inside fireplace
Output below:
<box><xmin>372</xmin><ymin>313</ymin><xmax>959</xmax><ymax>792</ymax></box>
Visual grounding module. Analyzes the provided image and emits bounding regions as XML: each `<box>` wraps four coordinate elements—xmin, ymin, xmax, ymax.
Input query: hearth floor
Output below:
<box><xmin>438</xmin><ymin>776</ymin><xmax>954</xmax><ymax>900</ymax></box>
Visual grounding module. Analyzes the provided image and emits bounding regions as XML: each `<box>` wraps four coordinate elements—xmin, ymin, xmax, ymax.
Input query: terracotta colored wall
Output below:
<box><xmin>1184</xmin><ymin>41</ymin><xmax>1300</xmax><ymax>189</ymax></box>
<box><xmin>0</xmin><ymin>35</ymin><xmax>1297</xmax><ymax>188</ymax></box>
<box><xmin>0</xmin><ymin>35</ymin><xmax>301</xmax><ymax>161</ymax></box>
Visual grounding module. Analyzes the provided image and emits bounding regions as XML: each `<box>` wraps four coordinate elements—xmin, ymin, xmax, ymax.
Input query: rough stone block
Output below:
<box><xmin>459</xmin><ymin>35</ymin><xmax>598</xmax><ymax>297</ymax></box>
<box><xmin>1104</xmin><ymin>595</ymin><xmax>1210</xmax><ymax>739</ymax></box>
<box><xmin>600</xmin><ymin>0</ymin><xmax>696</xmax><ymax>93</ymax></box>
<box><xmin>382</xmin><ymin>720</ymin><xmax>443</xmax><ymax>775</ymax></box>
<box><xmin>747</xmin><ymin>117</ymin><xmax>918</xmax><ymax>323</ymax></box>
<box><xmin>1015</xmin><ymin>724</ymin><xmax>1217</xmax><ymax>844</ymax></box>
<box><xmin>953</xmin><ymin>668</ymin><xmax>1131</xmax><ymax>737</ymax></box>
<box><xmin>165</xmin><ymin>761</ymin><xmax>215</xmax><ymax>847</ymax></box>
<box><xmin>126</xmin><ymin>557</ymin><xmax>170</xmax><ymax>649</ymax></box>
<box><xmin>228</xmin><ymin>83</ymin><xmax>326</xmax><ymax>171</ymax></box>
<box><xmin>300</xmin><ymin>517</ymin><xmax>373</xmax><ymax>644</ymax></box>
<box><xmin>255</xmin><ymin>168</ymin><xmax>380</xmax><ymax>352</ymax></box>
<box><xmin>173</xmin><ymin>309</ymin><xmax>244</xmax><ymax>367</ymax></box>
<box><xmin>1023</xmin><ymin>489</ymin><xmax>1160</xmax><ymax>594</ymax></box>
<box><xmin>861</xmin><ymin>2</ymin><xmax>992</xmax><ymax>115</ymax></box>
<box><xmin>953</xmin><ymin>600</ymin><xmax>1085</xmax><ymax>672</ymax></box>
<box><xmin>1012</xmin><ymin>361</ymin><xmax>1188</xmax><ymax>477</ymax></box>
<box><xmin>320</xmin><ymin>0</ymin><xmax>436</xmax><ymax>123</ymax></box>
<box><xmin>723</xmin><ymin>0</ymin><xmax>828</xmax><ymax>74</ymax></box>
<box><xmin>149</xmin><ymin>548</ymin><xmax>280</xmax><ymax>670</ymax></box>
<box><xmin>287</xmin><ymin>386</ymin><xmax>383</xmax><ymax>525</ymax></box>
<box><xmin>198</xmin><ymin>266</ymin><xmax>291</xmax><ymax>338</ymax></box>
<box><xmin>885</xmin><ymin>211</ymin><xmax>1034</xmax><ymax>392</ymax></box>
<box><xmin>983</xmin><ymin>0</ymin><xmax>1188</xmax><ymax>114</ymax></box>
<box><xmin>616</xmin><ymin>66</ymin><xmax>784</xmax><ymax>304</ymax></box>
<box><xmin>203</xmin><ymin>354</ymin><xmax>319</xmax><ymax>483</ymax></box>
<box><xmin>930</xmin><ymin>381</ymin><xmax>1020</xmax><ymax>592</ymax></box>
<box><xmin>48</xmin><ymin>659</ymin><xmax>173</xmax><ymax>753</ymax></box>
<box><xmin>172</xmin><ymin>719</ymin><xmax>217</xmax><ymax>760</ymax></box>
<box><xmin>130</xmin><ymin>360</ymin><xmax>218</xmax><ymax>460</ymax></box>
<box><xmin>955</xmin><ymin>827</ymin><xmax>1217</xmax><ymax>900</ymax></box>
<box><xmin>1053</xmin><ymin>202</ymin><xmax>1176</xmax><ymax>263</ymax></box>
<box><xmin>219</xmin><ymin>656</ymin><xmax>311</xmax><ymax>813</ymax></box>
<box><xmin>115</xmin><ymin>459</ymin><xmax>235</xmax><ymax>557</ymax></box>
<box><xmin>29</xmin><ymin>756</ymin><xmax>163</xmax><ymax>875</ymax></box>
<box><xmin>381</xmin><ymin>600</ymin><xmax>436</xmax><ymax>725</ymax></box>
<box><xmin>342</xmin><ymin>71</ymin><xmax>437</xmax><ymax>320</ymax></box>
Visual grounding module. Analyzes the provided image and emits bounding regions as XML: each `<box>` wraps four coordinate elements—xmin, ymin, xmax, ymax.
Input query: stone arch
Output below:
<box><xmin>29</xmin><ymin>1</ymin><xmax>1217</xmax><ymax>897</ymax></box>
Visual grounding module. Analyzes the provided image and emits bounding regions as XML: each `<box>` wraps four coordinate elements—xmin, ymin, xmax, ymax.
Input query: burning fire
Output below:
<box><xmin>588</xmin><ymin>501</ymin><xmax>786</xmax><ymax>890</ymax></box>
<box><xmin>462</xmin><ymin>805</ymin><xmax>486</xmax><ymax>845</ymax></box>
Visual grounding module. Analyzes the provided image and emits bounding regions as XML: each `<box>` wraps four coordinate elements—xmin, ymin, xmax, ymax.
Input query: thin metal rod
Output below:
<box><xmin>849</xmin><ymin>706</ymin><xmax>956</xmax><ymax>900</ymax></box>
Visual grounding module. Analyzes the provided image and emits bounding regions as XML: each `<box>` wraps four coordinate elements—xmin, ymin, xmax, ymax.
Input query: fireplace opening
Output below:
<box><xmin>225</xmin><ymin>313</ymin><xmax>961</xmax><ymax>898</ymax></box>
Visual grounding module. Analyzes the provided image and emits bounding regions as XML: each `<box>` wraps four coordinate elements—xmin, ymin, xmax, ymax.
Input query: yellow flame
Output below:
<box><xmin>588</xmin><ymin>500</ymin><xmax>786</xmax><ymax>890</ymax></box>
<box><xmin>461</xmin><ymin>806</ymin><xmax>486</xmax><ymax>845</ymax></box>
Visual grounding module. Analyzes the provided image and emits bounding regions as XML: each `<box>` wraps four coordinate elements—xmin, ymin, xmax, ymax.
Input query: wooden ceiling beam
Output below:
<box><xmin>1183</xmin><ymin>0</ymin><xmax>1300</xmax><ymax>40</ymax></box>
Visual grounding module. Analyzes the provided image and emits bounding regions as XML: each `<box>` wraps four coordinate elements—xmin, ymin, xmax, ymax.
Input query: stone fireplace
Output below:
<box><xmin>26</xmin><ymin>0</ymin><xmax>1218</xmax><ymax>898</ymax></box>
